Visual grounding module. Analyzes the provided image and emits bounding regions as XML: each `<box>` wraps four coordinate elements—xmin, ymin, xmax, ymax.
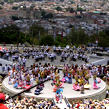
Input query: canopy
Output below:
<box><xmin>0</xmin><ymin>46</ymin><xmax>8</xmax><ymax>52</ymax></box>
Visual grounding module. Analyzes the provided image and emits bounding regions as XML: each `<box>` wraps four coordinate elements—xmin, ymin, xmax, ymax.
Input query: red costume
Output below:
<box><xmin>0</xmin><ymin>104</ymin><xmax>8</xmax><ymax>109</ymax></box>
<box><xmin>56</xmin><ymin>94</ymin><xmax>59</xmax><ymax>102</ymax></box>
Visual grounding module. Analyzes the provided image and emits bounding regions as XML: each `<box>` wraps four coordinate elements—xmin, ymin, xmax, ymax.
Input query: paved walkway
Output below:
<box><xmin>6</xmin><ymin>54</ymin><xmax>105</xmax><ymax>68</ymax></box>
<box><xmin>0</xmin><ymin>58</ymin><xmax>12</xmax><ymax>66</ymax></box>
<box><xmin>0</xmin><ymin>45</ymin><xmax>108</xmax><ymax>68</ymax></box>
<box><xmin>54</xmin><ymin>99</ymin><xmax>68</xmax><ymax>109</ymax></box>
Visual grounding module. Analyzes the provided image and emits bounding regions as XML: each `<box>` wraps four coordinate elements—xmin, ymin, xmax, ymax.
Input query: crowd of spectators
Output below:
<box><xmin>0</xmin><ymin>45</ymin><xmax>109</xmax><ymax>108</ymax></box>
<box><xmin>0</xmin><ymin>89</ymin><xmax>60</xmax><ymax>109</ymax></box>
<box><xmin>0</xmin><ymin>91</ymin><xmax>109</xmax><ymax>109</ymax></box>
<box><xmin>5</xmin><ymin>96</ymin><xmax>59</xmax><ymax>109</ymax></box>
<box><xmin>68</xmin><ymin>98</ymin><xmax>109</xmax><ymax>109</ymax></box>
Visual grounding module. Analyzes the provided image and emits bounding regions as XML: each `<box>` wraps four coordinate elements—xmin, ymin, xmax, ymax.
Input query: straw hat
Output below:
<box><xmin>102</xmin><ymin>65</ymin><xmax>105</xmax><ymax>67</ymax></box>
<box><xmin>90</xmin><ymin>104</ymin><xmax>95</xmax><ymax>106</ymax></box>
<box><xmin>86</xmin><ymin>102</ymin><xmax>89</xmax><ymax>105</ymax></box>
<box><xmin>40</xmin><ymin>101</ymin><xmax>42</xmax><ymax>104</ymax></box>
<box><xmin>37</xmin><ymin>102</ymin><xmax>40</xmax><ymax>105</ymax></box>
<box><xmin>15</xmin><ymin>103</ymin><xmax>21</xmax><ymax>108</ymax></box>
<box><xmin>97</xmin><ymin>65</ymin><xmax>99</xmax><ymax>67</ymax></box>
<box><xmin>29</xmin><ymin>106</ymin><xmax>34</xmax><ymax>109</ymax></box>
<box><xmin>105</xmin><ymin>104</ymin><xmax>109</xmax><ymax>106</ymax></box>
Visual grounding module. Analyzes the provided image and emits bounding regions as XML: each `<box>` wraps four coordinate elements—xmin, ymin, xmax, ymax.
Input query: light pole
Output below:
<box><xmin>95</xmin><ymin>18</ymin><xmax>98</xmax><ymax>47</ymax></box>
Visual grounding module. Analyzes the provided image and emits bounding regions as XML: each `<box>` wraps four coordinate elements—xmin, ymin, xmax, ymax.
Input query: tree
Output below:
<box><xmin>54</xmin><ymin>35</ymin><xmax>62</xmax><ymax>46</ymax></box>
<box><xmin>77</xmin><ymin>28</ymin><xmax>89</xmax><ymax>45</ymax></box>
<box><xmin>54</xmin><ymin>35</ymin><xmax>69</xmax><ymax>47</ymax></box>
<box><xmin>12</xmin><ymin>6</ymin><xmax>18</xmax><ymax>10</ymax></box>
<box><xmin>40</xmin><ymin>35</ymin><xmax>54</xmax><ymax>45</ymax></box>
<box><xmin>69</xmin><ymin>24</ymin><xmax>73</xmax><ymax>28</ymax></box>
<box><xmin>39</xmin><ymin>7</ymin><xmax>42</xmax><ymax>11</ymax></box>
<box><xmin>104</xmin><ymin>29</ymin><xmax>109</xmax><ymax>36</ymax></box>
<box><xmin>70</xmin><ymin>8</ymin><xmax>74</xmax><ymax>13</ymax></box>
<box><xmin>98</xmin><ymin>31</ymin><xmax>109</xmax><ymax>47</ymax></box>
<box><xmin>9</xmin><ymin>0</ymin><xmax>13</xmax><ymax>3</ymax></box>
<box><xmin>101</xmin><ymin>2</ymin><xmax>105</xmax><ymax>6</ymax></box>
<box><xmin>41</xmin><ymin>10</ymin><xmax>53</xmax><ymax>18</ymax></box>
<box><xmin>29</xmin><ymin>24</ymin><xmax>45</xmax><ymax>44</ymax></box>
<box><xmin>12</xmin><ymin>16</ymin><xmax>19</xmax><ymax>21</ymax></box>
<box><xmin>41</xmin><ymin>10</ymin><xmax>46</xmax><ymax>18</ymax></box>
<box><xmin>0</xmin><ymin>2</ymin><xmax>4</xmax><ymax>5</ymax></box>
<box><xmin>89</xmin><ymin>34</ymin><xmax>96</xmax><ymax>44</ymax></box>
<box><xmin>55</xmin><ymin>6</ymin><xmax>62</xmax><ymax>11</ymax></box>
<box><xmin>69</xmin><ymin>26</ymin><xmax>89</xmax><ymax>46</ymax></box>
<box><xmin>0</xmin><ymin>25</ymin><xmax>29</xmax><ymax>44</ymax></box>
<box><xmin>68</xmin><ymin>26</ymin><xmax>77</xmax><ymax>45</ymax></box>
<box><xmin>71</xmin><ymin>1</ymin><xmax>74</xmax><ymax>4</ymax></box>
<box><xmin>66</xmin><ymin>7</ymin><xmax>74</xmax><ymax>13</ymax></box>
<box><xmin>77</xmin><ymin>7</ymin><xmax>84</xmax><ymax>11</ymax></box>
<box><xmin>89</xmin><ymin>29</ymin><xmax>109</xmax><ymax>47</ymax></box>
<box><xmin>66</xmin><ymin>8</ymin><xmax>69</xmax><ymax>11</ymax></box>
<box><xmin>0</xmin><ymin>6</ymin><xmax>2</xmax><ymax>10</ymax></box>
<box><xmin>44</xmin><ymin>13</ymin><xmax>53</xmax><ymax>18</ymax></box>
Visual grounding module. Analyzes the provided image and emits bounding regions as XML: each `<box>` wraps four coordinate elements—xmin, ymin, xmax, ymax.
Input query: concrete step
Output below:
<box><xmin>54</xmin><ymin>98</ymin><xmax>68</xmax><ymax>109</ymax></box>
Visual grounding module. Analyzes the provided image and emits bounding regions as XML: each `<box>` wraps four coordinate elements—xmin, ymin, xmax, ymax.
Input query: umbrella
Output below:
<box><xmin>0</xmin><ymin>47</ymin><xmax>3</xmax><ymax>51</ymax></box>
<box><xmin>0</xmin><ymin>46</ymin><xmax>8</xmax><ymax>52</ymax></box>
<box><xmin>4</xmin><ymin>47</ymin><xmax>8</xmax><ymax>51</ymax></box>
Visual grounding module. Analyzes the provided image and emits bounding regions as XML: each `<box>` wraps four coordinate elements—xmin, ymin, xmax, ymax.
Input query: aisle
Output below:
<box><xmin>54</xmin><ymin>98</ymin><xmax>68</xmax><ymax>109</ymax></box>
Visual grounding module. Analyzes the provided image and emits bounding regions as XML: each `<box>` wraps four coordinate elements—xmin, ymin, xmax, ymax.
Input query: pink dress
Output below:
<box><xmin>93</xmin><ymin>82</ymin><xmax>99</xmax><ymax>89</ymax></box>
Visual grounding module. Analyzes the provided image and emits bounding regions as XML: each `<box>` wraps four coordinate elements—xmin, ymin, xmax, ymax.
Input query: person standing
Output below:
<box><xmin>22</xmin><ymin>57</ymin><xmax>26</xmax><ymax>67</ymax></box>
<box><xmin>55</xmin><ymin>92</ymin><xmax>59</xmax><ymax>103</ymax></box>
<box><xmin>5</xmin><ymin>64</ymin><xmax>8</xmax><ymax>73</ymax></box>
<box><xmin>30</xmin><ymin>75</ymin><xmax>34</xmax><ymax>86</ymax></box>
<box><xmin>53</xmin><ymin>45</ymin><xmax>56</xmax><ymax>52</ymax></box>
<box><xmin>59</xmin><ymin>91</ymin><xmax>63</xmax><ymax>103</ymax></box>
<box><xmin>10</xmin><ymin>44</ymin><xmax>13</xmax><ymax>49</ymax></box>
<box><xmin>0</xmin><ymin>93</ymin><xmax>8</xmax><ymax>109</ymax></box>
<box><xmin>80</xmin><ymin>83</ymin><xmax>84</xmax><ymax>94</ymax></box>
<box><xmin>0</xmin><ymin>64</ymin><xmax>2</xmax><ymax>73</ymax></box>
<box><xmin>106</xmin><ymin>89</ymin><xmax>109</xmax><ymax>98</ymax></box>
<box><xmin>18</xmin><ymin>56</ymin><xmax>22</xmax><ymax>65</ymax></box>
<box><xmin>6</xmin><ymin>52</ymin><xmax>9</xmax><ymax>61</ymax></box>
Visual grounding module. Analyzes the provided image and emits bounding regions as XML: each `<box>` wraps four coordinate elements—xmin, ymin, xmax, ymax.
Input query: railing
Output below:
<box><xmin>0</xmin><ymin>73</ymin><xmax>7</xmax><ymax>78</ymax></box>
<box><xmin>64</xmin><ymin>97</ymin><xmax>71</xmax><ymax>108</ymax></box>
<box><xmin>52</xmin><ymin>97</ymin><xmax>56</xmax><ymax>106</ymax></box>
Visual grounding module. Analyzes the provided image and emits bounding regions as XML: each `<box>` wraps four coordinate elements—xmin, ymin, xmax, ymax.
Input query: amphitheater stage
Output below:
<box><xmin>2</xmin><ymin>71</ymin><xmax>107</xmax><ymax>101</ymax></box>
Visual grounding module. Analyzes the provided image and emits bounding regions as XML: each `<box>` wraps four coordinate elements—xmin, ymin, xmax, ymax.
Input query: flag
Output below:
<box><xmin>61</xmin><ymin>31</ymin><xmax>63</xmax><ymax>42</ymax></box>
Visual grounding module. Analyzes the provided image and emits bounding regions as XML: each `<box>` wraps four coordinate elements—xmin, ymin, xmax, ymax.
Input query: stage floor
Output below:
<box><xmin>2</xmin><ymin>71</ymin><xmax>106</xmax><ymax>99</ymax></box>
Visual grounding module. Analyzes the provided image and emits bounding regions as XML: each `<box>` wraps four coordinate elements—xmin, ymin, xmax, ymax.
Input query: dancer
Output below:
<box><xmin>55</xmin><ymin>92</ymin><xmax>59</xmax><ymax>103</ymax></box>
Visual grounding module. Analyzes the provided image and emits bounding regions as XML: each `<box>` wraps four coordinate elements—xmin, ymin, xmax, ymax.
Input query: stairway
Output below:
<box><xmin>53</xmin><ymin>98</ymin><xmax>69</xmax><ymax>109</ymax></box>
